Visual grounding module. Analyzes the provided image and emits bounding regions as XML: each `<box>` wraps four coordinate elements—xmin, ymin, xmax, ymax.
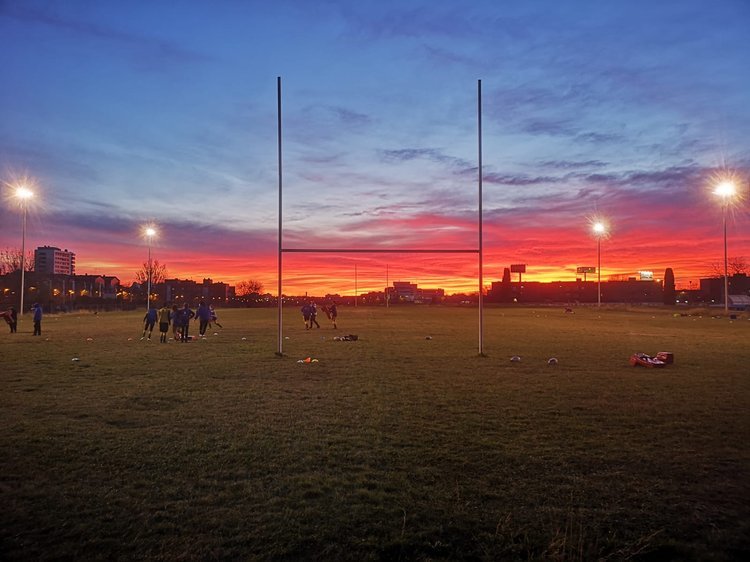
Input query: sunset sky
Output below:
<box><xmin>1</xmin><ymin>0</ymin><xmax>748</xmax><ymax>295</ymax></box>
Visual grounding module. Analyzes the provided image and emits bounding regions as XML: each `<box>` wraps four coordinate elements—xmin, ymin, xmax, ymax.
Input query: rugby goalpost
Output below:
<box><xmin>275</xmin><ymin>77</ymin><xmax>485</xmax><ymax>356</ymax></box>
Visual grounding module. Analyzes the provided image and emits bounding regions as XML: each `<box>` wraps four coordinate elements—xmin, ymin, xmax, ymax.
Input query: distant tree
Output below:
<box><xmin>730</xmin><ymin>257</ymin><xmax>747</xmax><ymax>275</ymax></box>
<box><xmin>0</xmin><ymin>248</ymin><xmax>34</xmax><ymax>275</ymax></box>
<box><xmin>709</xmin><ymin>256</ymin><xmax>747</xmax><ymax>277</ymax></box>
<box><xmin>663</xmin><ymin>268</ymin><xmax>676</xmax><ymax>305</ymax></box>
<box><xmin>135</xmin><ymin>259</ymin><xmax>168</xmax><ymax>285</ymax></box>
<box><xmin>236</xmin><ymin>280</ymin><xmax>264</xmax><ymax>296</ymax></box>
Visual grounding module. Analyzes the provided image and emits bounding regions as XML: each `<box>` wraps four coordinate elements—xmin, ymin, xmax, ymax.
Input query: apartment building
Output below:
<box><xmin>34</xmin><ymin>246</ymin><xmax>76</xmax><ymax>275</ymax></box>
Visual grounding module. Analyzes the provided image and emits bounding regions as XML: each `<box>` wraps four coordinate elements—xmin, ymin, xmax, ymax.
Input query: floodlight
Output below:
<box><xmin>15</xmin><ymin>186</ymin><xmax>34</xmax><ymax>201</ymax></box>
<box><xmin>713</xmin><ymin>180</ymin><xmax>737</xmax><ymax>200</ymax></box>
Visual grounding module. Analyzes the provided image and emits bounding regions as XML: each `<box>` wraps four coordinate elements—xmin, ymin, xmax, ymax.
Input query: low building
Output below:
<box><xmin>728</xmin><ymin>295</ymin><xmax>750</xmax><ymax>310</ymax></box>
<box><xmin>700</xmin><ymin>273</ymin><xmax>750</xmax><ymax>304</ymax></box>
<box><xmin>156</xmin><ymin>278</ymin><xmax>234</xmax><ymax>304</ymax></box>
<box><xmin>488</xmin><ymin>278</ymin><xmax>663</xmax><ymax>304</ymax></box>
<box><xmin>72</xmin><ymin>274</ymin><xmax>121</xmax><ymax>299</ymax></box>
<box><xmin>390</xmin><ymin>281</ymin><xmax>418</xmax><ymax>302</ymax></box>
<box><xmin>385</xmin><ymin>282</ymin><xmax>444</xmax><ymax>304</ymax></box>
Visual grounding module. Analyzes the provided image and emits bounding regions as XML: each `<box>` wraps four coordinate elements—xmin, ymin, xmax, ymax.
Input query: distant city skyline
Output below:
<box><xmin>5</xmin><ymin>242</ymin><xmax>738</xmax><ymax>299</ymax></box>
<box><xmin>1</xmin><ymin>1</ymin><xmax>748</xmax><ymax>294</ymax></box>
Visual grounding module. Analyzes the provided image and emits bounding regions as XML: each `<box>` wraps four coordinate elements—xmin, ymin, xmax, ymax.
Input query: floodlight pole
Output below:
<box><xmin>478</xmin><ymin>79</ymin><xmax>484</xmax><ymax>356</ymax></box>
<box><xmin>597</xmin><ymin>237</ymin><xmax>601</xmax><ymax>308</ymax></box>
<box><xmin>386</xmin><ymin>263</ymin><xmax>389</xmax><ymax>308</ymax></box>
<box><xmin>19</xmin><ymin>203</ymin><xmax>28</xmax><ymax>317</ymax></box>
<box><xmin>147</xmin><ymin>241</ymin><xmax>152</xmax><ymax>310</ymax></box>
<box><xmin>722</xmin><ymin>203</ymin><xmax>729</xmax><ymax>312</ymax></box>
<box><xmin>277</xmin><ymin>76</ymin><xmax>284</xmax><ymax>355</ymax></box>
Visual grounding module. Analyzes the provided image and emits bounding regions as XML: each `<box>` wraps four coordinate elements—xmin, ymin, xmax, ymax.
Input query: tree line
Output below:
<box><xmin>2</xmin><ymin>250</ymin><xmax>264</xmax><ymax>295</ymax></box>
<box><xmin>133</xmin><ymin>261</ymin><xmax>263</xmax><ymax>295</ymax></box>
<box><xmin>0</xmin><ymin>249</ymin><xmax>34</xmax><ymax>275</ymax></box>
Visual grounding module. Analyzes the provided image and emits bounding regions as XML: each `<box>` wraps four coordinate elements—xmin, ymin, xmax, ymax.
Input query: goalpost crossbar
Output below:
<box><xmin>282</xmin><ymin>249</ymin><xmax>479</xmax><ymax>254</ymax></box>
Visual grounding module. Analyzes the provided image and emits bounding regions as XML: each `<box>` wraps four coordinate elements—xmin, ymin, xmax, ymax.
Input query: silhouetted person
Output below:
<box><xmin>328</xmin><ymin>302</ymin><xmax>338</xmax><ymax>329</ymax></box>
<box><xmin>195</xmin><ymin>301</ymin><xmax>211</xmax><ymax>337</ymax></box>
<box><xmin>32</xmin><ymin>303</ymin><xmax>42</xmax><ymax>336</ymax></box>
<box><xmin>2</xmin><ymin>307</ymin><xmax>17</xmax><ymax>333</ymax></box>
<box><xmin>179</xmin><ymin>303</ymin><xmax>195</xmax><ymax>342</ymax></box>
<box><xmin>301</xmin><ymin>303</ymin><xmax>312</xmax><ymax>329</ymax></box>
<box><xmin>171</xmin><ymin>304</ymin><xmax>181</xmax><ymax>341</ymax></box>
<box><xmin>142</xmin><ymin>307</ymin><xmax>157</xmax><ymax>340</ymax></box>
<box><xmin>209</xmin><ymin>304</ymin><xmax>222</xmax><ymax>328</ymax></box>
<box><xmin>309</xmin><ymin>301</ymin><xmax>320</xmax><ymax>329</ymax></box>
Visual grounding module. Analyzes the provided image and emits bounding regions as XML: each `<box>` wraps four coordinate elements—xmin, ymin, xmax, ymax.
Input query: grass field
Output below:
<box><xmin>2</xmin><ymin>305</ymin><xmax>749</xmax><ymax>560</ymax></box>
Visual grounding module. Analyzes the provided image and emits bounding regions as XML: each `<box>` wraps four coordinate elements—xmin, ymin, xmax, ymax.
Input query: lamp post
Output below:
<box><xmin>144</xmin><ymin>227</ymin><xmax>156</xmax><ymax>310</ymax></box>
<box><xmin>592</xmin><ymin>221</ymin><xmax>607</xmax><ymax>308</ymax></box>
<box><xmin>713</xmin><ymin>180</ymin><xmax>736</xmax><ymax>313</ymax></box>
<box><xmin>15</xmin><ymin>186</ymin><xmax>34</xmax><ymax>316</ymax></box>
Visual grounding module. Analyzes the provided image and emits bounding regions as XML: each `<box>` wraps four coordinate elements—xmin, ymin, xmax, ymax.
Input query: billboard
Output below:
<box><xmin>576</xmin><ymin>266</ymin><xmax>596</xmax><ymax>274</ymax></box>
<box><xmin>510</xmin><ymin>264</ymin><xmax>526</xmax><ymax>273</ymax></box>
<box><xmin>639</xmin><ymin>271</ymin><xmax>654</xmax><ymax>280</ymax></box>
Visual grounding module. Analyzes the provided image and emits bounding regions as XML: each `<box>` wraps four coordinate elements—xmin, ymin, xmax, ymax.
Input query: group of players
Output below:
<box><xmin>301</xmin><ymin>301</ymin><xmax>337</xmax><ymax>330</ymax></box>
<box><xmin>141</xmin><ymin>301</ymin><xmax>222</xmax><ymax>343</ymax></box>
<box><xmin>143</xmin><ymin>300</ymin><xmax>339</xmax><ymax>339</ymax></box>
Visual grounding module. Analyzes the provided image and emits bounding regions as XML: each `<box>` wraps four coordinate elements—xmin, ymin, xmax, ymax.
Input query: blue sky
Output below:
<box><xmin>1</xmin><ymin>0</ymin><xmax>748</xmax><ymax>293</ymax></box>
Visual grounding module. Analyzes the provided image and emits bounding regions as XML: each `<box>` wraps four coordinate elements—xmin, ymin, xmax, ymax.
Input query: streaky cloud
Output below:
<box><xmin>328</xmin><ymin>106</ymin><xmax>372</xmax><ymax>127</ymax></box>
<box><xmin>521</xmin><ymin>119</ymin><xmax>578</xmax><ymax>137</ymax></box>
<box><xmin>0</xmin><ymin>140</ymin><xmax>102</xmax><ymax>185</ymax></box>
<box><xmin>575</xmin><ymin>131</ymin><xmax>623</xmax><ymax>144</ymax></box>
<box><xmin>378</xmin><ymin>147</ymin><xmax>471</xmax><ymax>169</ymax></box>
<box><xmin>2</xmin><ymin>4</ymin><xmax>212</xmax><ymax>67</ymax></box>
<box><xmin>482</xmin><ymin>172</ymin><xmax>565</xmax><ymax>186</ymax></box>
<box><xmin>539</xmin><ymin>160</ymin><xmax>608</xmax><ymax>170</ymax></box>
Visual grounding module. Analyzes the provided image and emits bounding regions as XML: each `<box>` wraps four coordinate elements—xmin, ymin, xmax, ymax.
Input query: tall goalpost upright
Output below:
<box><xmin>276</xmin><ymin>77</ymin><xmax>485</xmax><ymax>356</ymax></box>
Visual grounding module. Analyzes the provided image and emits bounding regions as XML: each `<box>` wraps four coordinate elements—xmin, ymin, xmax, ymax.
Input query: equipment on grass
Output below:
<box><xmin>629</xmin><ymin>353</ymin><xmax>666</xmax><ymax>368</ymax></box>
<box><xmin>333</xmin><ymin>334</ymin><xmax>358</xmax><ymax>341</ymax></box>
<box><xmin>655</xmin><ymin>352</ymin><xmax>674</xmax><ymax>364</ymax></box>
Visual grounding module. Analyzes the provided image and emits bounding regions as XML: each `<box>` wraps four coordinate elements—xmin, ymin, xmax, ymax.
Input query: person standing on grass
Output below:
<box><xmin>157</xmin><ymin>302</ymin><xmax>171</xmax><ymax>343</ymax></box>
<box><xmin>195</xmin><ymin>301</ymin><xmax>211</xmax><ymax>337</ymax></box>
<box><xmin>328</xmin><ymin>302</ymin><xmax>338</xmax><ymax>329</ymax></box>
<box><xmin>32</xmin><ymin>303</ymin><xmax>42</xmax><ymax>336</ymax></box>
<box><xmin>309</xmin><ymin>301</ymin><xmax>321</xmax><ymax>329</ymax></box>
<box><xmin>1</xmin><ymin>307</ymin><xmax>17</xmax><ymax>333</ymax></box>
<box><xmin>179</xmin><ymin>302</ymin><xmax>195</xmax><ymax>342</ymax></box>
<box><xmin>141</xmin><ymin>306</ymin><xmax>157</xmax><ymax>340</ymax></box>
<box><xmin>209</xmin><ymin>304</ymin><xmax>222</xmax><ymax>328</ymax></box>
<box><xmin>301</xmin><ymin>302</ymin><xmax>312</xmax><ymax>329</ymax></box>
<box><xmin>170</xmin><ymin>304</ymin><xmax>181</xmax><ymax>341</ymax></box>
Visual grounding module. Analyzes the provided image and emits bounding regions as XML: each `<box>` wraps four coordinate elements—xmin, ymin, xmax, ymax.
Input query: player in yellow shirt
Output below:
<box><xmin>157</xmin><ymin>303</ymin><xmax>172</xmax><ymax>343</ymax></box>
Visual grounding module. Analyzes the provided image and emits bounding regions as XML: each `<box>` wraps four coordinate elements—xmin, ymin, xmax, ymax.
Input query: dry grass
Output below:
<box><xmin>1</xmin><ymin>305</ymin><xmax>749</xmax><ymax>560</ymax></box>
